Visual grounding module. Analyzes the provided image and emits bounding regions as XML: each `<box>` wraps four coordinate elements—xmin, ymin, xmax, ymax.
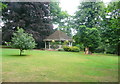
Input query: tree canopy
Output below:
<box><xmin>2</xmin><ymin>2</ymin><xmax>53</xmax><ymax>48</ymax></box>
<box><xmin>12</xmin><ymin>28</ymin><xmax>36</xmax><ymax>55</ymax></box>
<box><xmin>74</xmin><ymin>25</ymin><xmax>100</xmax><ymax>53</ymax></box>
<box><xmin>74</xmin><ymin>1</ymin><xmax>105</xmax><ymax>29</ymax></box>
<box><xmin>50</xmin><ymin>2</ymin><xmax>72</xmax><ymax>36</ymax></box>
<box><xmin>73</xmin><ymin>1</ymin><xmax>105</xmax><ymax>54</ymax></box>
<box><xmin>100</xmin><ymin>1</ymin><xmax>120</xmax><ymax>55</ymax></box>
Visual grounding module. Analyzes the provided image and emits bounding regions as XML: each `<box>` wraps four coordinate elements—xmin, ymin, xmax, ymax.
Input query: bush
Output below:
<box><xmin>58</xmin><ymin>48</ymin><xmax>64</xmax><ymax>51</ymax></box>
<box><xmin>70</xmin><ymin>46</ymin><xmax>80</xmax><ymax>52</ymax></box>
<box><xmin>63</xmin><ymin>46</ymin><xmax>80</xmax><ymax>52</ymax></box>
<box><xmin>63</xmin><ymin>46</ymin><xmax>70</xmax><ymax>51</ymax></box>
<box><xmin>2</xmin><ymin>45</ymin><xmax>12</xmax><ymax>48</ymax></box>
<box><xmin>5</xmin><ymin>42</ymin><xmax>11</xmax><ymax>47</ymax></box>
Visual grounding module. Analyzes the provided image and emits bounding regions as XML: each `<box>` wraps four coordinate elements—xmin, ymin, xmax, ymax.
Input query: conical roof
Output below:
<box><xmin>43</xmin><ymin>30</ymin><xmax>73</xmax><ymax>41</ymax></box>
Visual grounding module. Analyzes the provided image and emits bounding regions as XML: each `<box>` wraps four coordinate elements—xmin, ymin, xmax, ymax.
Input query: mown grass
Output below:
<box><xmin>2</xmin><ymin>48</ymin><xmax>119</xmax><ymax>82</ymax></box>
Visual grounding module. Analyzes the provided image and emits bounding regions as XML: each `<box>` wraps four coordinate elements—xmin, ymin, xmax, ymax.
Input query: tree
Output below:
<box><xmin>74</xmin><ymin>1</ymin><xmax>105</xmax><ymax>29</ymax></box>
<box><xmin>73</xmin><ymin>1</ymin><xmax>105</xmax><ymax>53</ymax></box>
<box><xmin>2</xmin><ymin>2</ymin><xmax>53</xmax><ymax>48</ymax></box>
<box><xmin>0</xmin><ymin>3</ymin><xmax>7</xmax><ymax>39</ymax></box>
<box><xmin>58</xmin><ymin>14</ymin><xmax>73</xmax><ymax>37</ymax></box>
<box><xmin>100</xmin><ymin>1</ymin><xmax>120</xmax><ymax>55</ymax></box>
<box><xmin>50</xmin><ymin>2</ymin><xmax>62</xmax><ymax>24</ymax></box>
<box><xmin>0</xmin><ymin>2</ymin><xmax>7</xmax><ymax>12</ymax></box>
<box><xmin>11</xmin><ymin>28</ymin><xmax>36</xmax><ymax>56</ymax></box>
<box><xmin>74</xmin><ymin>25</ymin><xmax>100</xmax><ymax>54</ymax></box>
<box><xmin>50</xmin><ymin>2</ymin><xmax>72</xmax><ymax>36</ymax></box>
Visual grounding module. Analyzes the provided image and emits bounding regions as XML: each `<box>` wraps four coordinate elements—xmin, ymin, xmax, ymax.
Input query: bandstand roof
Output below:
<box><xmin>43</xmin><ymin>30</ymin><xmax>73</xmax><ymax>41</ymax></box>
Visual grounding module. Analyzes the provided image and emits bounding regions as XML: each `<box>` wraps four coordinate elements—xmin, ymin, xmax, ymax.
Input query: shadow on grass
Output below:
<box><xmin>7</xmin><ymin>54</ymin><xmax>30</xmax><ymax>57</ymax></box>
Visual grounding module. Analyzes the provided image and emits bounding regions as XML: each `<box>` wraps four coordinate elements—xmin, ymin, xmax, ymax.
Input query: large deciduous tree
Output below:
<box><xmin>73</xmin><ymin>0</ymin><xmax>105</xmax><ymax>53</ymax></box>
<box><xmin>2</xmin><ymin>2</ymin><xmax>53</xmax><ymax>48</ymax></box>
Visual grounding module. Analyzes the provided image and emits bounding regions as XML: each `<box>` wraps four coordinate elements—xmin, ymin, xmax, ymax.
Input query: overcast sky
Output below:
<box><xmin>59</xmin><ymin>0</ymin><xmax>112</xmax><ymax>15</ymax></box>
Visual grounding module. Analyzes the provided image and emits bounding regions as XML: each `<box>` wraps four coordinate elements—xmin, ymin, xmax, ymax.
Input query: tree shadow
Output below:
<box><xmin>6</xmin><ymin>54</ymin><xmax>30</xmax><ymax>57</ymax></box>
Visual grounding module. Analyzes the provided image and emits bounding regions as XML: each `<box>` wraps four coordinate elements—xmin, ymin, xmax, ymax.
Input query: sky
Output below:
<box><xmin>59</xmin><ymin>0</ymin><xmax>112</xmax><ymax>15</ymax></box>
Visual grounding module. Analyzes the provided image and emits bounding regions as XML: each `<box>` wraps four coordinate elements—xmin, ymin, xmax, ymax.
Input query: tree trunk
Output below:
<box><xmin>85</xmin><ymin>47</ymin><xmax>92</xmax><ymax>54</ymax></box>
<box><xmin>85</xmin><ymin>47</ymin><xmax>89</xmax><ymax>54</ymax></box>
<box><xmin>20</xmin><ymin>49</ymin><xmax>23</xmax><ymax>56</ymax></box>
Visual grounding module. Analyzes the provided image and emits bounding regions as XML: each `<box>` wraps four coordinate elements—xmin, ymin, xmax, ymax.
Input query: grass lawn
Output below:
<box><xmin>2</xmin><ymin>48</ymin><xmax>119</xmax><ymax>82</ymax></box>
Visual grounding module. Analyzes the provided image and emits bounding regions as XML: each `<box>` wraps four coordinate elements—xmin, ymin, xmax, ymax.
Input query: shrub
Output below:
<box><xmin>63</xmin><ymin>46</ymin><xmax>80</xmax><ymax>52</ymax></box>
<box><xmin>70</xmin><ymin>46</ymin><xmax>80</xmax><ymax>52</ymax></box>
<box><xmin>63</xmin><ymin>46</ymin><xmax>70</xmax><ymax>51</ymax></box>
<box><xmin>2</xmin><ymin>45</ymin><xmax>12</xmax><ymax>48</ymax></box>
<box><xmin>5</xmin><ymin>42</ymin><xmax>11</xmax><ymax>46</ymax></box>
<box><xmin>58</xmin><ymin>48</ymin><xmax>64</xmax><ymax>51</ymax></box>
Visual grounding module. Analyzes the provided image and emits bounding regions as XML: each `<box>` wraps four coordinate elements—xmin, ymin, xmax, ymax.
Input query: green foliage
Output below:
<box><xmin>50</xmin><ymin>2</ymin><xmax>69</xmax><ymax>24</ymax></box>
<box><xmin>0</xmin><ymin>2</ymin><xmax>7</xmax><ymax>11</ymax></box>
<box><xmin>100</xmin><ymin>1</ymin><xmax>120</xmax><ymax>55</ymax></box>
<box><xmin>105</xmin><ymin>44</ymin><xmax>118</xmax><ymax>54</ymax></box>
<box><xmin>59</xmin><ymin>16</ymin><xmax>73</xmax><ymax>37</ymax></box>
<box><xmin>58</xmin><ymin>48</ymin><xmax>64</xmax><ymax>51</ymax></box>
<box><xmin>74</xmin><ymin>1</ymin><xmax>105</xmax><ymax>28</ymax></box>
<box><xmin>75</xmin><ymin>44</ymin><xmax>84</xmax><ymax>51</ymax></box>
<box><xmin>50</xmin><ymin>2</ymin><xmax>62</xmax><ymax>24</ymax></box>
<box><xmin>74</xmin><ymin>25</ymin><xmax>100</xmax><ymax>52</ymax></box>
<box><xmin>11</xmin><ymin>28</ymin><xmax>36</xmax><ymax>55</ymax></box>
<box><xmin>5</xmin><ymin>42</ymin><xmax>11</xmax><ymax>46</ymax></box>
<box><xmin>107</xmin><ymin>1</ymin><xmax>119</xmax><ymax>12</ymax></box>
<box><xmin>63</xmin><ymin>46</ymin><xmax>80</xmax><ymax>52</ymax></box>
<box><xmin>73</xmin><ymin>1</ymin><xmax>105</xmax><ymax>53</ymax></box>
<box><xmin>2</xmin><ymin>2</ymin><xmax>53</xmax><ymax>48</ymax></box>
<box><xmin>50</xmin><ymin>2</ymin><xmax>72</xmax><ymax>36</ymax></box>
<box><xmin>62</xmin><ymin>40</ymin><xmax>69</xmax><ymax>46</ymax></box>
<box><xmin>50</xmin><ymin>41</ymin><xmax>62</xmax><ymax>49</ymax></box>
<box><xmin>2</xmin><ymin>45</ymin><xmax>12</xmax><ymax>48</ymax></box>
<box><xmin>94</xmin><ymin>42</ymin><xmax>105</xmax><ymax>53</ymax></box>
<box><xmin>63</xmin><ymin>46</ymin><xmax>70</xmax><ymax>51</ymax></box>
<box><xmin>70</xmin><ymin>46</ymin><xmax>80</xmax><ymax>52</ymax></box>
